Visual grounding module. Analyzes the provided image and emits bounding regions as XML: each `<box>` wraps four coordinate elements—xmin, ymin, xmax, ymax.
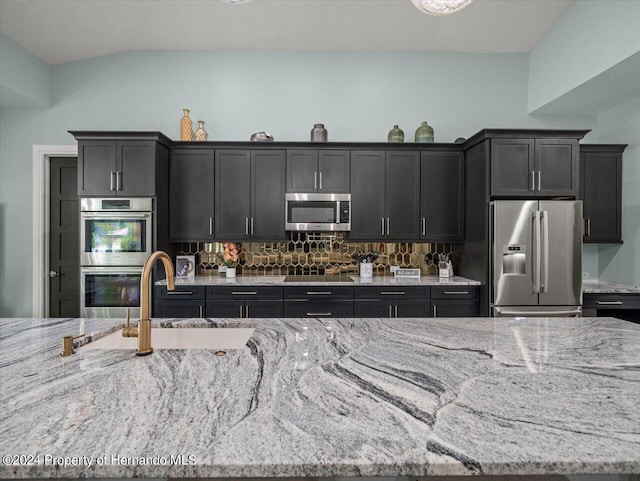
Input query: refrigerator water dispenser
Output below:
<box><xmin>502</xmin><ymin>245</ymin><xmax>526</xmax><ymax>275</ymax></box>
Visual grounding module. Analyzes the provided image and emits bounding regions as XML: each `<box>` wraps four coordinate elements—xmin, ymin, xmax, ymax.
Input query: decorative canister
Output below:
<box><xmin>180</xmin><ymin>109</ymin><xmax>194</xmax><ymax>141</ymax></box>
<box><xmin>310</xmin><ymin>123</ymin><xmax>328</xmax><ymax>142</ymax></box>
<box><xmin>414</xmin><ymin>121</ymin><xmax>434</xmax><ymax>143</ymax></box>
<box><xmin>388</xmin><ymin>125</ymin><xmax>404</xmax><ymax>143</ymax></box>
<box><xmin>225</xmin><ymin>267</ymin><xmax>236</xmax><ymax>278</ymax></box>
<box><xmin>195</xmin><ymin>120</ymin><xmax>208</xmax><ymax>141</ymax></box>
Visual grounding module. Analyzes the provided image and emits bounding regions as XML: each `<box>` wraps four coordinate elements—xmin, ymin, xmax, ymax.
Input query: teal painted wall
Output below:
<box><xmin>0</xmin><ymin>34</ymin><xmax>51</xmax><ymax>108</ymax></box>
<box><xmin>596</xmin><ymin>95</ymin><xmax>640</xmax><ymax>287</ymax></box>
<box><xmin>0</xmin><ymin>50</ymin><xmax>596</xmax><ymax>316</ymax></box>
<box><xmin>528</xmin><ymin>0</ymin><xmax>640</xmax><ymax>113</ymax></box>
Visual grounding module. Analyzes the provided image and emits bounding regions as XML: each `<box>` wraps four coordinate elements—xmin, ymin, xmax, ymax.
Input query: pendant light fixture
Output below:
<box><xmin>411</xmin><ymin>0</ymin><xmax>474</xmax><ymax>16</ymax></box>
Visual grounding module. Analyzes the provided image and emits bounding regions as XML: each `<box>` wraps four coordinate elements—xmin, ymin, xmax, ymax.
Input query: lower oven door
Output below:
<box><xmin>80</xmin><ymin>266</ymin><xmax>144</xmax><ymax>318</ymax></box>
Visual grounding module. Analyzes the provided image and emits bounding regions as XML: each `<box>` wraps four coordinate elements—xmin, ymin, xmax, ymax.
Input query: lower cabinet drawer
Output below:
<box><xmin>431</xmin><ymin>286</ymin><xmax>479</xmax><ymax>300</ymax></box>
<box><xmin>284</xmin><ymin>300</ymin><xmax>353</xmax><ymax>318</ymax></box>
<box><xmin>355</xmin><ymin>300</ymin><xmax>430</xmax><ymax>318</ymax></box>
<box><xmin>206</xmin><ymin>300</ymin><xmax>283</xmax><ymax>318</ymax></box>
<box><xmin>583</xmin><ymin>294</ymin><xmax>640</xmax><ymax>309</ymax></box>
<box><xmin>155</xmin><ymin>286</ymin><xmax>205</xmax><ymax>300</ymax></box>
<box><xmin>355</xmin><ymin>286</ymin><xmax>429</xmax><ymax>300</ymax></box>
<box><xmin>154</xmin><ymin>300</ymin><xmax>204</xmax><ymax>318</ymax></box>
<box><xmin>207</xmin><ymin>286</ymin><xmax>283</xmax><ymax>299</ymax></box>
<box><xmin>284</xmin><ymin>286</ymin><xmax>354</xmax><ymax>299</ymax></box>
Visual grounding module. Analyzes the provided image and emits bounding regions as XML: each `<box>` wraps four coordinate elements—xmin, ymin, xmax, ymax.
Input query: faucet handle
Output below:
<box><xmin>122</xmin><ymin>307</ymin><xmax>138</xmax><ymax>337</ymax></box>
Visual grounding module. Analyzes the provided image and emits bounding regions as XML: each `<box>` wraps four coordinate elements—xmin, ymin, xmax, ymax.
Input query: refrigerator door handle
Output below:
<box><xmin>533</xmin><ymin>211</ymin><xmax>541</xmax><ymax>293</ymax></box>
<box><xmin>540</xmin><ymin>210</ymin><xmax>549</xmax><ymax>293</ymax></box>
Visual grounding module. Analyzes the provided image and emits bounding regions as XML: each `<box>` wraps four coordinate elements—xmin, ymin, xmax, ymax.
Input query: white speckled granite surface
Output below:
<box><xmin>0</xmin><ymin>316</ymin><xmax>639</xmax><ymax>478</ymax></box>
<box><xmin>582</xmin><ymin>281</ymin><xmax>640</xmax><ymax>294</ymax></box>
<box><xmin>158</xmin><ymin>275</ymin><xmax>481</xmax><ymax>286</ymax></box>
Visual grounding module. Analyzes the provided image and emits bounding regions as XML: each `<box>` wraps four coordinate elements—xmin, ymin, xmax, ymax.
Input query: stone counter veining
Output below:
<box><xmin>582</xmin><ymin>281</ymin><xmax>640</xmax><ymax>294</ymax></box>
<box><xmin>1</xmin><ymin>316</ymin><xmax>639</xmax><ymax>478</ymax></box>
<box><xmin>157</xmin><ymin>275</ymin><xmax>481</xmax><ymax>287</ymax></box>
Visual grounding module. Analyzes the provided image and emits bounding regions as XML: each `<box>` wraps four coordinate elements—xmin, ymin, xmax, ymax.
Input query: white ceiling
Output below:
<box><xmin>0</xmin><ymin>0</ymin><xmax>573</xmax><ymax>65</ymax></box>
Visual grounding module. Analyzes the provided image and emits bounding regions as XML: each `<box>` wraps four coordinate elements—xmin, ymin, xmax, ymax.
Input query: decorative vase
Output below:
<box><xmin>180</xmin><ymin>109</ymin><xmax>194</xmax><ymax>141</ymax></box>
<box><xmin>310</xmin><ymin>123</ymin><xmax>328</xmax><ymax>142</ymax></box>
<box><xmin>414</xmin><ymin>121</ymin><xmax>434</xmax><ymax>143</ymax></box>
<box><xmin>195</xmin><ymin>120</ymin><xmax>208</xmax><ymax>141</ymax></box>
<box><xmin>225</xmin><ymin>267</ymin><xmax>236</xmax><ymax>278</ymax></box>
<box><xmin>360</xmin><ymin>262</ymin><xmax>373</xmax><ymax>278</ymax></box>
<box><xmin>388</xmin><ymin>125</ymin><xmax>404</xmax><ymax>143</ymax></box>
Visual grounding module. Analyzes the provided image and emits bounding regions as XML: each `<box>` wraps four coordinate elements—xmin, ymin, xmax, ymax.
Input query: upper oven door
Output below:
<box><xmin>285</xmin><ymin>193</ymin><xmax>351</xmax><ymax>231</ymax></box>
<box><xmin>80</xmin><ymin>212</ymin><xmax>152</xmax><ymax>266</ymax></box>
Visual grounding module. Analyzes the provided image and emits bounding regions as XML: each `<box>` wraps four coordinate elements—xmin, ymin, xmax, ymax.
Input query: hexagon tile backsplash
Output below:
<box><xmin>177</xmin><ymin>233</ymin><xmax>459</xmax><ymax>277</ymax></box>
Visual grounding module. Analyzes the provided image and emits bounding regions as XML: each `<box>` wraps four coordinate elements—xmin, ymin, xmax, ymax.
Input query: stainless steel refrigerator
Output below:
<box><xmin>490</xmin><ymin>200</ymin><xmax>583</xmax><ymax>317</ymax></box>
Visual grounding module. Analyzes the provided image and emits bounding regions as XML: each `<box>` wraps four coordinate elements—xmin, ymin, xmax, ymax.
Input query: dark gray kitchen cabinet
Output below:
<box><xmin>354</xmin><ymin>286</ymin><xmax>430</xmax><ymax>318</ymax></box>
<box><xmin>284</xmin><ymin>286</ymin><xmax>354</xmax><ymax>318</ymax></box>
<box><xmin>169</xmin><ymin>148</ymin><xmax>215</xmax><ymax>241</ymax></box>
<box><xmin>491</xmin><ymin>138</ymin><xmax>579</xmax><ymax>198</ymax></box>
<box><xmin>420</xmin><ymin>151</ymin><xmax>464</xmax><ymax>241</ymax></box>
<box><xmin>580</xmin><ymin>145</ymin><xmax>626</xmax><ymax>243</ymax></box>
<box><xmin>153</xmin><ymin>286</ymin><xmax>205</xmax><ymax>318</ymax></box>
<box><xmin>77</xmin><ymin>140</ymin><xmax>157</xmax><ymax>196</ymax></box>
<box><xmin>431</xmin><ymin>286</ymin><xmax>479</xmax><ymax>318</ymax></box>
<box><xmin>286</xmin><ymin>149</ymin><xmax>350</xmax><ymax>193</ymax></box>
<box><xmin>215</xmin><ymin>149</ymin><xmax>286</xmax><ymax>241</ymax></box>
<box><xmin>206</xmin><ymin>286</ymin><xmax>283</xmax><ymax>318</ymax></box>
<box><xmin>350</xmin><ymin>150</ymin><xmax>420</xmax><ymax>240</ymax></box>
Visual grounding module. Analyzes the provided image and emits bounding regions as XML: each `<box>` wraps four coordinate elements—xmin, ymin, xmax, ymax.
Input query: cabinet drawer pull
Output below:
<box><xmin>306</xmin><ymin>291</ymin><xmax>332</xmax><ymax>295</ymax></box>
<box><xmin>443</xmin><ymin>291</ymin><xmax>469</xmax><ymax>295</ymax></box>
<box><xmin>380</xmin><ymin>291</ymin><xmax>405</xmax><ymax>295</ymax></box>
<box><xmin>166</xmin><ymin>291</ymin><xmax>193</xmax><ymax>295</ymax></box>
<box><xmin>307</xmin><ymin>312</ymin><xmax>332</xmax><ymax>317</ymax></box>
<box><xmin>596</xmin><ymin>301</ymin><xmax>623</xmax><ymax>305</ymax></box>
<box><xmin>232</xmin><ymin>291</ymin><xmax>257</xmax><ymax>295</ymax></box>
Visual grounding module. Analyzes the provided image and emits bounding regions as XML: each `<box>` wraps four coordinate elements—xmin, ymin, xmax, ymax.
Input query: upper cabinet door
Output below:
<box><xmin>490</xmin><ymin>139</ymin><xmax>535</xmax><ymax>197</ymax></box>
<box><xmin>385</xmin><ymin>151</ymin><xmax>420</xmax><ymax>240</ymax></box>
<box><xmin>117</xmin><ymin>141</ymin><xmax>156</xmax><ymax>196</ymax></box>
<box><xmin>349</xmin><ymin>151</ymin><xmax>386</xmax><ymax>240</ymax></box>
<box><xmin>534</xmin><ymin>138</ymin><xmax>579</xmax><ymax>197</ymax></box>
<box><xmin>251</xmin><ymin>150</ymin><xmax>286</xmax><ymax>241</ymax></box>
<box><xmin>215</xmin><ymin>150</ymin><xmax>251</xmax><ymax>240</ymax></box>
<box><xmin>286</xmin><ymin>150</ymin><xmax>318</xmax><ymax>193</ymax></box>
<box><xmin>420</xmin><ymin>151</ymin><xmax>464</xmax><ymax>241</ymax></box>
<box><xmin>77</xmin><ymin>140</ymin><xmax>117</xmax><ymax>196</ymax></box>
<box><xmin>169</xmin><ymin>149</ymin><xmax>215</xmax><ymax>241</ymax></box>
<box><xmin>318</xmin><ymin>150</ymin><xmax>350</xmax><ymax>193</ymax></box>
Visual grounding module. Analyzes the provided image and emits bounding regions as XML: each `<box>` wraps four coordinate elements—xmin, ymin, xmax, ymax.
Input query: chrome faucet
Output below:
<box><xmin>123</xmin><ymin>250</ymin><xmax>175</xmax><ymax>356</ymax></box>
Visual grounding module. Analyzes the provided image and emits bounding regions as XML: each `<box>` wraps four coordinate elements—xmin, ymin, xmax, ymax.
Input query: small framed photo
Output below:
<box><xmin>176</xmin><ymin>255</ymin><xmax>196</xmax><ymax>279</ymax></box>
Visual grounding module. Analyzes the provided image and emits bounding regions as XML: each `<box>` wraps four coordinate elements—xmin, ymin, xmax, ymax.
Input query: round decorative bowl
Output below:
<box><xmin>250</xmin><ymin>131</ymin><xmax>274</xmax><ymax>142</ymax></box>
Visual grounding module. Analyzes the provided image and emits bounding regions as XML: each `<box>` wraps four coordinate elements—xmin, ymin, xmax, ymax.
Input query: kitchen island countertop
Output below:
<box><xmin>582</xmin><ymin>280</ymin><xmax>640</xmax><ymax>294</ymax></box>
<box><xmin>0</xmin><ymin>316</ymin><xmax>638</xmax><ymax>479</ymax></box>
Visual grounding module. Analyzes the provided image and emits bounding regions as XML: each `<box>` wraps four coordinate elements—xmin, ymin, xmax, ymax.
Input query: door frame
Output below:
<box><xmin>32</xmin><ymin>144</ymin><xmax>78</xmax><ymax>317</ymax></box>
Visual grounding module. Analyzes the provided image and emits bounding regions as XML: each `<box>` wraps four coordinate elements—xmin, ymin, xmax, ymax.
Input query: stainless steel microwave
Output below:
<box><xmin>285</xmin><ymin>193</ymin><xmax>351</xmax><ymax>231</ymax></box>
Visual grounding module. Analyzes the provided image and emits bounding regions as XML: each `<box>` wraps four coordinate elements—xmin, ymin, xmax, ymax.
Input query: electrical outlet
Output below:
<box><xmin>582</xmin><ymin>272</ymin><xmax>589</xmax><ymax>279</ymax></box>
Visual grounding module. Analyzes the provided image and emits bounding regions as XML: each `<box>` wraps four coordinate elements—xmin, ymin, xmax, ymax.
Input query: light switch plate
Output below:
<box><xmin>582</xmin><ymin>272</ymin><xmax>589</xmax><ymax>279</ymax></box>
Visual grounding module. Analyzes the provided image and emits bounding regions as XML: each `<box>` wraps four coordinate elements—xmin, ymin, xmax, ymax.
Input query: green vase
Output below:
<box><xmin>387</xmin><ymin>125</ymin><xmax>404</xmax><ymax>143</ymax></box>
<box><xmin>414</xmin><ymin>121</ymin><xmax>434</xmax><ymax>143</ymax></box>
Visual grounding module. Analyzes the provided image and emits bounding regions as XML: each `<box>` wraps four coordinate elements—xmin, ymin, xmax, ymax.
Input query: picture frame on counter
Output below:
<box><xmin>176</xmin><ymin>255</ymin><xmax>195</xmax><ymax>279</ymax></box>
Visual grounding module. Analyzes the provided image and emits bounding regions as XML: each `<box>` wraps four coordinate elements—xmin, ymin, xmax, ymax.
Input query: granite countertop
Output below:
<box><xmin>582</xmin><ymin>280</ymin><xmax>640</xmax><ymax>294</ymax></box>
<box><xmin>1</xmin><ymin>316</ymin><xmax>639</xmax><ymax>478</ymax></box>
<box><xmin>158</xmin><ymin>275</ymin><xmax>481</xmax><ymax>287</ymax></box>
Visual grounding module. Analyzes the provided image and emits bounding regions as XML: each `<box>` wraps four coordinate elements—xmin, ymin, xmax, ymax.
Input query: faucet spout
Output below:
<box><xmin>135</xmin><ymin>250</ymin><xmax>175</xmax><ymax>356</ymax></box>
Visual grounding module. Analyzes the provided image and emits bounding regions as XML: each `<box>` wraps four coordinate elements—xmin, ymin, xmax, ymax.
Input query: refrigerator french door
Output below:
<box><xmin>490</xmin><ymin>200</ymin><xmax>582</xmax><ymax>317</ymax></box>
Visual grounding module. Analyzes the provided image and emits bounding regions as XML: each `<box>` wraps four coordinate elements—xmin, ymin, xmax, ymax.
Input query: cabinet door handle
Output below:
<box><xmin>245</xmin><ymin>305</ymin><xmax>249</xmax><ymax>318</ymax></box>
<box><xmin>444</xmin><ymin>291</ymin><xmax>469</xmax><ymax>295</ymax></box>
<box><xmin>421</xmin><ymin>218</ymin><xmax>426</xmax><ymax>236</ymax></box>
<box><xmin>596</xmin><ymin>301</ymin><xmax>623</xmax><ymax>305</ymax></box>
<box><xmin>537</xmin><ymin>171</ymin><xmax>541</xmax><ymax>191</ymax></box>
<box><xmin>166</xmin><ymin>291</ymin><xmax>193</xmax><ymax>295</ymax></box>
<box><xmin>306</xmin><ymin>291</ymin><xmax>332</xmax><ymax>295</ymax></box>
<box><xmin>245</xmin><ymin>217</ymin><xmax>249</xmax><ymax>235</ymax></box>
<box><xmin>251</xmin><ymin>217</ymin><xmax>254</xmax><ymax>235</ymax></box>
<box><xmin>307</xmin><ymin>312</ymin><xmax>331</xmax><ymax>317</ymax></box>
<box><xmin>209</xmin><ymin>217</ymin><xmax>213</xmax><ymax>235</ymax></box>
<box><xmin>530</xmin><ymin>171</ymin><xmax>535</xmax><ymax>191</ymax></box>
<box><xmin>314</xmin><ymin>171</ymin><xmax>318</xmax><ymax>190</ymax></box>
<box><xmin>386</xmin><ymin>218</ymin><xmax>390</xmax><ymax>236</ymax></box>
<box><xmin>110</xmin><ymin>171</ymin><xmax>116</xmax><ymax>191</ymax></box>
<box><xmin>240</xmin><ymin>305</ymin><xmax>244</xmax><ymax>317</ymax></box>
<box><xmin>587</xmin><ymin>218</ymin><xmax>591</xmax><ymax>237</ymax></box>
<box><xmin>388</xmin><ymin>305</ymin><xmax>392</xmax><ymax>318</ymax></box>
<box><xmin>433</xmin><ymin>304</ymin><xmax>437</xmax><ymax>317</ymax></box>
<box><xmin>394</xmin><ymin>305</ymin><xmax>398</xmax><ymax>318</ymax></box>
<box><xmin>116</xmin><ymin>171</ymin><xmax>122</xmax><ymax>191</ymax></box>
<box><xmin>199</xmin><ymin>305</ymin><xmax>204</xmax><ymax>318</ymax></box>
<box><xmin>381</xmin><ymin>291</ymin><xmax>405</xmax><ymax>295</ymax></box>
<box><xmin>319</xmin><ymin>172</ymin><xmax>323</xmax><ymax>190</ymax></box>
<box><xmin>381</xmin><ymin>218</ymin><xmax>385</xmax><ymax>235</ymax></box>
<box><xmin>232</xmin><ymin>291</ymin><xmax>257</xmax><ymax>295</ymax></box>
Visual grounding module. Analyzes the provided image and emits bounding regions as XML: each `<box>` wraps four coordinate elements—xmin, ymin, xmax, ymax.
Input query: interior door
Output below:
<box><xmin>49</xmin><ymin>157</ymin><xmax>79</xmax><ymax>317</ymax></box>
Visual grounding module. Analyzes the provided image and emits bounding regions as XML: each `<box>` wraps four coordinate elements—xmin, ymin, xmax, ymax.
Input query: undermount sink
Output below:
<box><xmin>82</xmin><ymin>328</ymin><xmax>255</xmax><ymax>351</ymax></box>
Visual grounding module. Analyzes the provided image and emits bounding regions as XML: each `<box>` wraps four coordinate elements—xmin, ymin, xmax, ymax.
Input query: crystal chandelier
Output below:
<box><xmin>411</xmin><ymin>0</ymin><xmax>474</xmax><ymax>16</ymax></box>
